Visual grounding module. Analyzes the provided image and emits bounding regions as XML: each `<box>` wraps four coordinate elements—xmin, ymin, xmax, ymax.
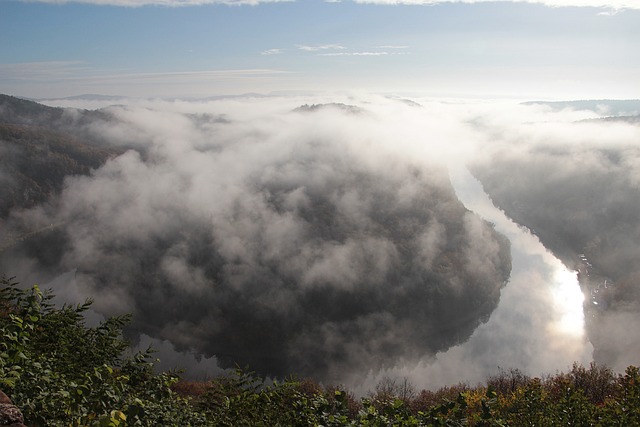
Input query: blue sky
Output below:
<box><xmin>0</xmin><ymin>0</ymin><xmax>638</xmax><ymax>99</ymax></box>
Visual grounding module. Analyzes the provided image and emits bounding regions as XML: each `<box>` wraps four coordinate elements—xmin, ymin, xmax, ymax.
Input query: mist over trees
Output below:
<box><xmin>0</xmin><ymin>94</ymin><xmax>512</xmax><ymax>384</ymax></box>
<box><xmin>0</xmin><ymin>95</ymin><xmax>122</xmax><ymax>218</ymax></box>
<box><xmin>3</xmin><ymin>93</ymin><xmax>640</xmax><ymax>389</ymax></box>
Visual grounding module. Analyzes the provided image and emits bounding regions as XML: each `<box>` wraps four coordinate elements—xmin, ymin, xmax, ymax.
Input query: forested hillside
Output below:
<box><xmin>0</xmin><ymin>95</ymin><xmax>122</xmax><ymax>218</ymax></box>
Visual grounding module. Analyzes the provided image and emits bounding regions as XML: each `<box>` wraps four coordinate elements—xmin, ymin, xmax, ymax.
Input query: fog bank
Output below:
<box><xmin>3</xmin><ymin>94</ymin><xmax>638</xmax><ymax>388</ymax></box>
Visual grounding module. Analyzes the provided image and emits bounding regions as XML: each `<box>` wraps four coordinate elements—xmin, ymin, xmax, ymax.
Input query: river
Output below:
<box><xmin>355</xmin><ymin>166</ymin><xmax>594</xmax><ymax>393</ymax></box>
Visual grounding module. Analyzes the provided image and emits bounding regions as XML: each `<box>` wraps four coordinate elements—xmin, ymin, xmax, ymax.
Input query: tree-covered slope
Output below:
<box><xmin>0</xmin><ymin>95</ymin><xmax>122</xmax><ymax>219</ymax></box>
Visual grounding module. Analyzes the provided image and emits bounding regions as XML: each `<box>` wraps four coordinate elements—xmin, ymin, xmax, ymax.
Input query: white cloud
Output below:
<box><xmin>261</xmin><ymin>48</ymin><xmax>284</xmax><ymax>55</ymax></box>
<box><xmin>597</xmin><ymin>8</ymin><xmax>621</xmax><ymax>14</ymax></box>
<box><xmin>297</xmin><ymin>44</ymin><xmax>347</xmax><ymax>51</ymax></box>
<box><xmin>319</xmin><ymin>51</ymin><xmax>390</xmax><ymax>56</ymax></box>
<box><xmin>351</xmin><ymin>0</ymin><xmax>637</xmax><ymax>10</ymax></box>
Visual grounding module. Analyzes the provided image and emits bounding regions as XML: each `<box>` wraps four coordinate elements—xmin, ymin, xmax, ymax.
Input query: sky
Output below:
<box><xmin>1</xmin><ymin>0</ymin><xmax>639</xmax><ymax>99</ymax></box>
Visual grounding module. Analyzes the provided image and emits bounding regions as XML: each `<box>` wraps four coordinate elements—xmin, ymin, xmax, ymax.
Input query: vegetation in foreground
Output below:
<box><xmin>2</xmin><ymin>276</ymin><xmax>640</xmax><ymax>426</ymax></box>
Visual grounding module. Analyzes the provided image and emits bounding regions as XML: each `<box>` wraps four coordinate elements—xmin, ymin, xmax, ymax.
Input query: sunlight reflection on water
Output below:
<box><xmin>551</xmin><ymin>267</ymin><xmax>585</xmax><ymax>338</ymax></box>
<box><xmin>447</xmin><ymin>164</ymin><xmax>589</xmax><ymax>345</ymax></box>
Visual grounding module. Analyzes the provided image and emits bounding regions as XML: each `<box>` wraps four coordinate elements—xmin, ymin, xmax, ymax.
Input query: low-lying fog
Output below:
<box><xmin>2</xmin><ymin>94</ymin><xmax>639</xmax><ymax>392</ymax></box>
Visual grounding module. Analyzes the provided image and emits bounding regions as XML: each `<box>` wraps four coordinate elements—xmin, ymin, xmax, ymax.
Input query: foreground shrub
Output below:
<box><xmin>0</xmin><ymin>276</ymin><xmax>206</xmax><ymax>426</ymax></box>
<box><xmin>2</xmin><ymin>275</ymin><xmax>640</xmax><ymax>426</ymax></box>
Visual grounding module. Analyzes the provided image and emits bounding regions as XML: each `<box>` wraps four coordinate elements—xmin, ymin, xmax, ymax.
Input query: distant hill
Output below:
<box><xmin>580</xmin><ymin>115</ymin><xmax>640</xmax><ymax>124</ymax></box>
<box><xmin>0</xmin><ymin>94</ymin><xmax>116</xmax><ymax>132</ymax></box>
<box><xmin>0</xmin><ymin>94</ymin><xmax>67</xmax><ymax>126</ymax></box>
<box><xmin>41</xmin><ymin>94</ymin><xmax>128</xmax><ymax>101</ymax></box>
<box><xmin>293</xmin><ymin>103</ymin><xmax>364</xmax><ymax>114</ymax></box>
<box><xmin>522</xmin><ymin>99</ymin><xmax>640</xmax><ymax>116</ymax></box>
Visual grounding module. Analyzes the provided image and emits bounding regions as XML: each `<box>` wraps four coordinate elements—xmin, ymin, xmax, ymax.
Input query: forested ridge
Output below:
<box><xmin>2</xmin><ymin>276</ymin><xmax>640</xmax><ymax>427</ymax></box>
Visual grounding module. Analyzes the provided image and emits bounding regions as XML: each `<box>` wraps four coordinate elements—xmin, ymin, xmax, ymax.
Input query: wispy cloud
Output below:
<box><xmin>0</xmin><ymin>61</ymin><xmax>91</xmax><ymax>81</ymax></box>
<box><xmin>297</xmin><ymin>44</ymin><xmax>347</xmax><ymax>52</ymax></box>
<box><xmin>92</xmin><ymin>69</ymin><xmax>292</xmax><ymax>80</ymax></box>
<box><xmin>317</xmin><ymin>47</ymin><xmax>410</xmax><ymax>57</ymax></box>
<box><xmin>319</xmin><ymin>51</ymin><xmax>390</xmax><ymax>56</ymax></box>
<box><xmin>597</xmin><ymin>8</ymin><xmax>621</xmax><ymax>15</ymax></box>
<box><xmin>0</xmin><ymin>63</ymin><xmax>291</xmax><ymax>83</ymax></box>
<box><xmin>0</xmin><ymin>62</ymin><xmax>293</xmax><ymax>98</ymax></box>
<box><xmin>261</xmin><ymin>48</ymin><xmax>285</xmax><ymax>55</ymax></box>
<box><xmin>350</xmin><ymin>0</ymin><xmax>636</xmax><ymax>10</ymax></box>
<box><xmin>266</xmin><ymin>43</ymin><xmax>409</xmax><ymax>58</ymax></box>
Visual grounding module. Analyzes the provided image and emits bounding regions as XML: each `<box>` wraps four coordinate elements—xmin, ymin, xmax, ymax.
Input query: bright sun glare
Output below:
<box><xmin>551</xmin><ymin>267</ymin><xmax>586</xmax><ymax>338</ymax></box>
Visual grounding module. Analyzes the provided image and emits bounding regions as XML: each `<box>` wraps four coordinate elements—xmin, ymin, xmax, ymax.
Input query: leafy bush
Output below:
<box><xmin>0</xmin><ymin>276</ymin><xmax>205</xmax><ymax>426</ymax></box>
